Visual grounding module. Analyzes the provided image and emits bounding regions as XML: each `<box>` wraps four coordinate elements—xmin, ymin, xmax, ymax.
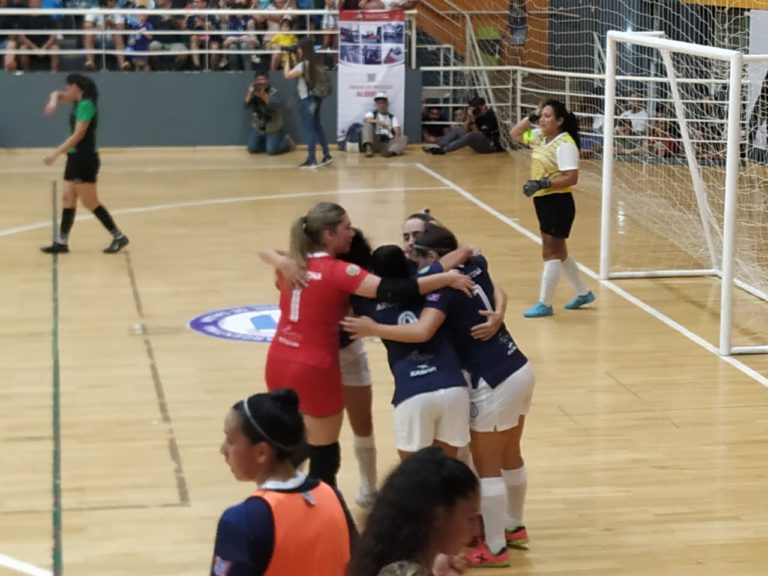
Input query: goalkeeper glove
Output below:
<box><xmin>523</xmin><ymin>177</ymin><xmax>551</xmax><ymax>197</ymax></box>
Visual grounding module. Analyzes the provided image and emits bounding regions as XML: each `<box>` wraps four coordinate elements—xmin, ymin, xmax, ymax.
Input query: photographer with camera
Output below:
<box><xmin>244</xmin><ymin>73</ymin><xmax>295</xmax><ymax>156</ymax></box>
<box><xmin>424</xmin><ymin>97</ymin><xmax>503</xmax><ymax>155</ymax></box>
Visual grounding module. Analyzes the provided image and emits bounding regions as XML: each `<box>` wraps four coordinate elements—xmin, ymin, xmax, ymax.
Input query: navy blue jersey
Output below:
<box><xmin>210</xmin><ymin>476</ymin><xmax>357</xmax><ymax>576</ymax></box>
<box><xmin>353</xmin><ymin>298</ymin><xmax>466</xmax><ymax>406</ymax></box>
<box><xmin>423</xmin><ymin>257</ymin><xmax>527</xmax><ymax>388</ymax></box>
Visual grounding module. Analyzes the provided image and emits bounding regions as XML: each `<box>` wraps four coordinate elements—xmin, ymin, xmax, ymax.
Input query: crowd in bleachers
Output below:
<box><xmin>0</xmin><ymin>0</ymin><xmax>416</xmax><ymax>72</ymax></box>
<box><xmin>577</xmin><ymin>91</ymin><xmax>726</xmax><ymax>162</ymax></box>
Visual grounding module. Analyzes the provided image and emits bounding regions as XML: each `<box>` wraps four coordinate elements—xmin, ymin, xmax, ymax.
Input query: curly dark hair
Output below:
<box><xmin>349</xmin><ymin>447</ymin><xmax>479</xmax><ymax>576</ymax></box>
<box><xmin>337</xmin><ymin>228</ymin><xmax>373</xmax><ymax>271</ymax></box>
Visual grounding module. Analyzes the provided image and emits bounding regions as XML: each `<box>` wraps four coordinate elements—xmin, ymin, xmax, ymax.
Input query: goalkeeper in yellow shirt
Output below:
<box><xmin>510</xmin><ymin>99</ymin><xmax>595</xmax><ymax>318</ymax></box>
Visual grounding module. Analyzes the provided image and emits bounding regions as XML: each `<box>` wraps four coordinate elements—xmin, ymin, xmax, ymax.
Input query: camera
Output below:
<box><xmin>472</xmin><ymin>106</ymin><xmax>483</xmax><ymax>117</ymax></box>
<box><xmin>280</xmin><ymin>44</ymin><xmax>299</xmax><ymax>54</ymax></box>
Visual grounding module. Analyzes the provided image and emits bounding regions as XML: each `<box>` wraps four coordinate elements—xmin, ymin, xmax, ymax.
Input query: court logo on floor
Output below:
<box><xmin>189</xmin><ymin>305</ymin><xmax>281</xmax><ymax>343</ymax></box>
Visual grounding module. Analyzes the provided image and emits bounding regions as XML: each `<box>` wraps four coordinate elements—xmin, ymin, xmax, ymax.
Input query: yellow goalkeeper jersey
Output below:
<box><xmin>526</xmin><ymin>129</ymin><xmax>580</xmax><ymax>197</ymax></box>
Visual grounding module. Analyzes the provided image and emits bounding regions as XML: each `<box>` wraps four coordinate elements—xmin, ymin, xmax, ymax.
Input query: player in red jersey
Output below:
<box><xmin>261</xmin><ymin>202</ymin><xmax>474</xmax><ymax>488</ymax></box>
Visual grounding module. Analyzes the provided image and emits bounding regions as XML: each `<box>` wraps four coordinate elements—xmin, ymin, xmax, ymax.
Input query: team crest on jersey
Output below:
<box><xmin>213</xmin><ymin>556</ymin><xmax>232</xmax><ymax>576</ymax></box>
<box><xmin>189</xmin><ymin>305</ymin><xmax>281</xmax><ymax>343</ymax></box>
<box><xmin>397</xmin><ymin>311</ymin><xmax>418</xmax><ymax>324</ymax></box>
<box><xmin>346</xmin><ymin>264</ymin><xmax>361</xmax><ymax>276</ymax></box>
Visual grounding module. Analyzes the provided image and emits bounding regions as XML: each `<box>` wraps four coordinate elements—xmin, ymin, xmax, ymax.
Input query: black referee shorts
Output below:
<box><xmin>533</xmin><ymin>192</ymin><xmax>576</xmax><ymax>239</ymax></box>
<box><xmin>64</xmin><ymin>153</ymin><xmax>100</xmax><ymax>184</ymax></box>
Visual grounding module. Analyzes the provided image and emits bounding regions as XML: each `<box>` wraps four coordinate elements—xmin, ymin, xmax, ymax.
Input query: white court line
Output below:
<box><xmin>0</xmin><ymin>554</ymin><xmax>51</xmax><ymax>576</ymax></box>
<box><xmin>415</xmin><ymin>162</ymin><xmax>768</xmax><ymax>389</ymax></box>
<box><xmin>0</xmin><ymin>185</ymin><xmax>449</xmax><ymax>239</ymax></box>
<box><xmin>0</xmin><ymin>164</ymin><xmax>299</xmax><ymax>175</ymax></box>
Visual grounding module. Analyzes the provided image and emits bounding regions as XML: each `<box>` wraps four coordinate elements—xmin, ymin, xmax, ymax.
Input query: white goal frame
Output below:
<box><xmin>599</xmin><ymin>30</ymin><xmax>767</xmax><ymax>356</ymax></box>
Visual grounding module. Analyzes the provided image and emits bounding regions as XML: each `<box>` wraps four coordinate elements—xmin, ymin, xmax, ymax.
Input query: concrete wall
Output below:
<box><xmin>0</xmin><ymin>69</ymin><xmax>422</xmax><ymax>148</ymax></box>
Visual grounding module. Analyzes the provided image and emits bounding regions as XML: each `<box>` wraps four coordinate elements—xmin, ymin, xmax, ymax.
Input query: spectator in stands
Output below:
<box><xmin>219</xmin><ymin>0</ymin><xmax>260</xmax><ymax>70</ymax></box>
<box><xmin>647</xmin><ymin>117</ymin><xmax>678</xmax><ymax>158</ymax></box>
<box><xmin>578</xmin><ymin>114</ymin><xmax>602</xmax><ymax>158</ymax></box>
<box><xmin>362</xmin><ymin>92</ymin><xmax>408</xmax><ymax>157</ymax></box>
<box><xmin>321</xmin><ymin>0</ymin><xmax>337</xmax><ymax>63</ymax></box>
<box><xmin>452</xmin><ymin>106</ymin><xmax>465</xmax><ymax>125</ymax></box>
<box><xmin>0</xmin><ymin>0</ymin><xmax>19</xmax><ymax>72</ymax></box>
<box><xmin>83</xmin><ymin>0</ymin><xmax>129</xmax><ymax>71</ymax></box>
<box><xmin>360</xmin><ymin>0</ymin><xmax>416</xmax><ymax>8</ymax></box>
<box><xmin>17</xmin><ymin>0</ymin><xmax>59</xmax><ymax>72</ymax></box>
<box><xmin>619</xmin><ymin>91</ymin><xmax>649</xmax><ymax>134</ymax></box>
<box><xmin>149</xmin><ymin>0</ymin><xmax>189</xmax><ymax>69</ymax></box>
<box><xmin>264</xmin><ymin>0</ymin><xmax>296</xmax><ymax>43</ymax></box>
<box><xmin>615</xmin><ymin>119</ymin><xmax>644</xmax><ymax>155</ymax></box>
<box><xmin>125</xmin><ymin>13</ymin><xmax>152</xmax><ymax>70</ymax></box>
<box><xmin>269</xmin><ymin>15</ymin><xmax>296</xmax><ymax>70</ymax></box>
<box><xmin>421</xmin><ymin>106</ymin><xmax>448</xmax><ymax>143</ymax></box>
<box><xmin>424</xmin><ymin>97</ymin><xmax>502</xmax><ymax>155</ymax></box>
<box><xmin>186</xmin><ymin>0</ymin><xmax>220</xmax><ymax>70</ymax></box>
<box><xmin>340</xmin><ymin>0</ymin><xmax>359</xmax><ymax>8</ymax></box>
<box><xmin>244</xmin><ymin>72</ymin><xmax>295</xmax><ymax>155</ymax></box>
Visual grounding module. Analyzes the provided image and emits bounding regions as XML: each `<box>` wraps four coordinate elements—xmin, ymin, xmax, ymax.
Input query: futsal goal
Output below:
<box><xmin>600</xmin><ymin>30</ymin><xmax>768</xmax><ymax>356</ymax></box>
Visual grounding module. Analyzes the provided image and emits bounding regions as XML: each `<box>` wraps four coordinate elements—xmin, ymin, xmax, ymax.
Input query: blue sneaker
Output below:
<box><xmin>564</xmin><ymin>291</ymin><xmax>596</xmax><ymax>310</ymax></box>
<box><xmin>523</xmin><ymin>302</ymin><xmax>553</xmax><ymax>318</ymax></box>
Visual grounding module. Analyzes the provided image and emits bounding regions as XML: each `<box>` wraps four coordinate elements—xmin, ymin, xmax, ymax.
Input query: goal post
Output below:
<box><xmin>600</xmin><ymin>30</ymin><xmax>768</xmax><ymax>356</ymax></box>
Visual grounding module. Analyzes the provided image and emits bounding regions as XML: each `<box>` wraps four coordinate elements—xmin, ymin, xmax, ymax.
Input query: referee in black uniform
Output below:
<box><xmin>42</xmin><ymin>74</ymin><xmax>128</xmax><ymax>254</ymax></box>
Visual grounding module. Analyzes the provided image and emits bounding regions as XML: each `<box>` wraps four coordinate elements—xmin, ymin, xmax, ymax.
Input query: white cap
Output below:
<box><xmin>374</xmin><ymin>92</ymin><xmax>388</xmax><ymax>101</ymax></box>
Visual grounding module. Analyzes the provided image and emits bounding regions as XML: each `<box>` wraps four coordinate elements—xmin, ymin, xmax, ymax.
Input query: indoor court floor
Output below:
<box><xmin>1</xmin><ymin>147</ymin><xmax>767</xmax><ymax>576</ymax></box>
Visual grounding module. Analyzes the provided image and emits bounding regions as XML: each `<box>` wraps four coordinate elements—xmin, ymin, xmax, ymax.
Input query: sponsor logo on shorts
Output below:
<box><xmin>189</xmin><ymin>305</ymin><xmax>281</xmax><ymax>343</ymax></box>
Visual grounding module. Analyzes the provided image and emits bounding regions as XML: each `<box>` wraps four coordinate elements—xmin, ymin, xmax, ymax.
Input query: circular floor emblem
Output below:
<box><xmin>189</xmin><ymin>305</ymin><xmax>281</xmax><ymax>343</ymax></box>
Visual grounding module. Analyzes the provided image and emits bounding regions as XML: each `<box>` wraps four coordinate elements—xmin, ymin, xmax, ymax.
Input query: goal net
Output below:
<box><xmin>600</xmin><ymin>31</ymin><xmax>768</xmax><ymax>355</ymax></box>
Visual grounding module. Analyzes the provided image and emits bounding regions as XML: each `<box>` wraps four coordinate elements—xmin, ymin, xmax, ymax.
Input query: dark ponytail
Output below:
<box><xmin>65</xmin><ymin>73</ymin><xmax>98</xmax><ymax>102</ymax></box>
<box><xmin>542</xmin><ymin>99</ymin><xmax>580</xmax><ymax>150</ymax></box>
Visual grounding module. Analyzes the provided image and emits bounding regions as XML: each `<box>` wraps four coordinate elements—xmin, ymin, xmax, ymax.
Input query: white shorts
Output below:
<box><xmin>470</xmin><ymin>362</ymin><xmax>534</xmax><ymax>433</ymax></box>
<box><xmin>340</xmin><ymin>339</ymin><xmax>371</xmax><ymax>388</ymax></box>
<box><xmin>393</xmin><ymin>386</ymin><xmax>470</xmax><ymax>452</ymax></box>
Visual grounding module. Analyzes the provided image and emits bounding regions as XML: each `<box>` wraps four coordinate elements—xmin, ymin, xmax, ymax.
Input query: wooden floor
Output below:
<box><xmin>1</xmin><ymin>147</ymin><xmax>767</xmax><ymax>576</ymax></box>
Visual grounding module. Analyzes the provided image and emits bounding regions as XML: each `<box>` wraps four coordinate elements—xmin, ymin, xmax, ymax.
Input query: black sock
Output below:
<box><xmin>58</xmin><ymin>207</ymin><xmax>76</xmax><ymax>244</ymax></box>
<box><xmin>308</xmin><ymin>442</ymin><xmax>341</xmax><ymax>487</ymax></box>
<box><xmin>92</xmin><ymin>205</ymin><xmax>122</xmax><ymax>238</ymax></box>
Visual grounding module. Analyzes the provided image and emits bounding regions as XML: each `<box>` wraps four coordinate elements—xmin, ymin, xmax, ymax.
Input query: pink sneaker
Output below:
<box><xmin>465</xmin><ymin>540</ymin><xmax>510</xmax><ymax>568</ymax></box>
<box><xmin>505</xmin><ymin>526</ymin><xmax>529</xmax><ymax>548</ymax></box>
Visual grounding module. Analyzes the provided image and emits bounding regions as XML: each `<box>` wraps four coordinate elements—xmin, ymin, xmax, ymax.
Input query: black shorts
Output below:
<box><xmin>533</xmin><ymin>192</ymin><xmax>575</xmax><ymax>239</ymax></box>
<box><xmin>64</xmin><ymin>154</ymin><xmax>100</xmax><ymax>184</ymax></box>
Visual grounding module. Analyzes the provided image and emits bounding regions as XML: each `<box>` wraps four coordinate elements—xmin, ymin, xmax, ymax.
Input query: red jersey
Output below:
<box><xmin>269</xmin><ymin>252</ymin><xmax>368</xmax><ymax>369</ymax></box>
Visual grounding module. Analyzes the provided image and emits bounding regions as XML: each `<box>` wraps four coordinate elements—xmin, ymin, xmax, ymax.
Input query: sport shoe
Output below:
<box><xmin>465</xmin><ymin>540</ymin><xmax>510</xmax><ymax>568</ymax></box>
<box><xmin>381</xmin><ymin>149</ymin><xmax>394</xmax><ymax>158</ymax></box>
<box><xmin>41</xmin><ymin>242</ymin><xmax>69</xmax><ymax>254</ymax></box>
<box><xmin>299</xmin><ymin>161</ymin><xmax>318</xmax><ymax>169</ymax></box>
<box><xmin>523</xmin><ymin>301</ymin><xmax>553</xmax><ymax>318</ymax></box>
<box><xmin>564</xmin><ymin>291</ymin><xmax>596</xmax><ymax>310</ymax></box>
<box><xmin>429</xmin><ymin>147</ymin><xmax>446</xmax><ymax>155</ymax></box>
<box><xmin>364</xmin><ymin>143</ymin><xmax>374</xmax><ymax>158</ymax></box>
<box><xmin>505</xmin><ymin>526</ymin><xmax>529</xmax><ymax>548</ymax></box>
<box><xmin>104</xmin><ymin>236</ymin><xmax>129</xmax><ymax>254</ymax></box>
<box><xmin>320</xmin><ymin>156</ymin><xmax>333</xmax><ymax>166</ymax></box>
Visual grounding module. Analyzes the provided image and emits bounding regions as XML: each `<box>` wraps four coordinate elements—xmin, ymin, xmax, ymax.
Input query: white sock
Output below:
<box><xmin>353</xmin><ymin>434</ymin><xmax>377</xmax><ymax>497</ymax></box>
<box><xmin>539</xmin><ymin>259</ymin><xmax>561</xmax><ymax>306</ymax></box>
<box><xmin>501</xmin><ymin>466</ymin><xmax>527</xmax><ymax>529</ymax></box>
<box><xmin>480</xmin><ymin>477</ymin><xmax>507</xmax><ymax>554</ymax></box>
<box><xmin>561</xmin><ymin>256</ymin><xmax>588</xmax><ymax>296</ymax></box>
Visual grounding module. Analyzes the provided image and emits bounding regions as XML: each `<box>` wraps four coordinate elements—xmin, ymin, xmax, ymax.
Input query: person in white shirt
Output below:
<box><xmin>619</xmin><ymin>91</ymin><xmax>649</xmax><ymax>134</ymax></box>
<box><xmin>362</xmin><ymin>93</ymin><xmax>408</xmax><ymax>158</ymax></box>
